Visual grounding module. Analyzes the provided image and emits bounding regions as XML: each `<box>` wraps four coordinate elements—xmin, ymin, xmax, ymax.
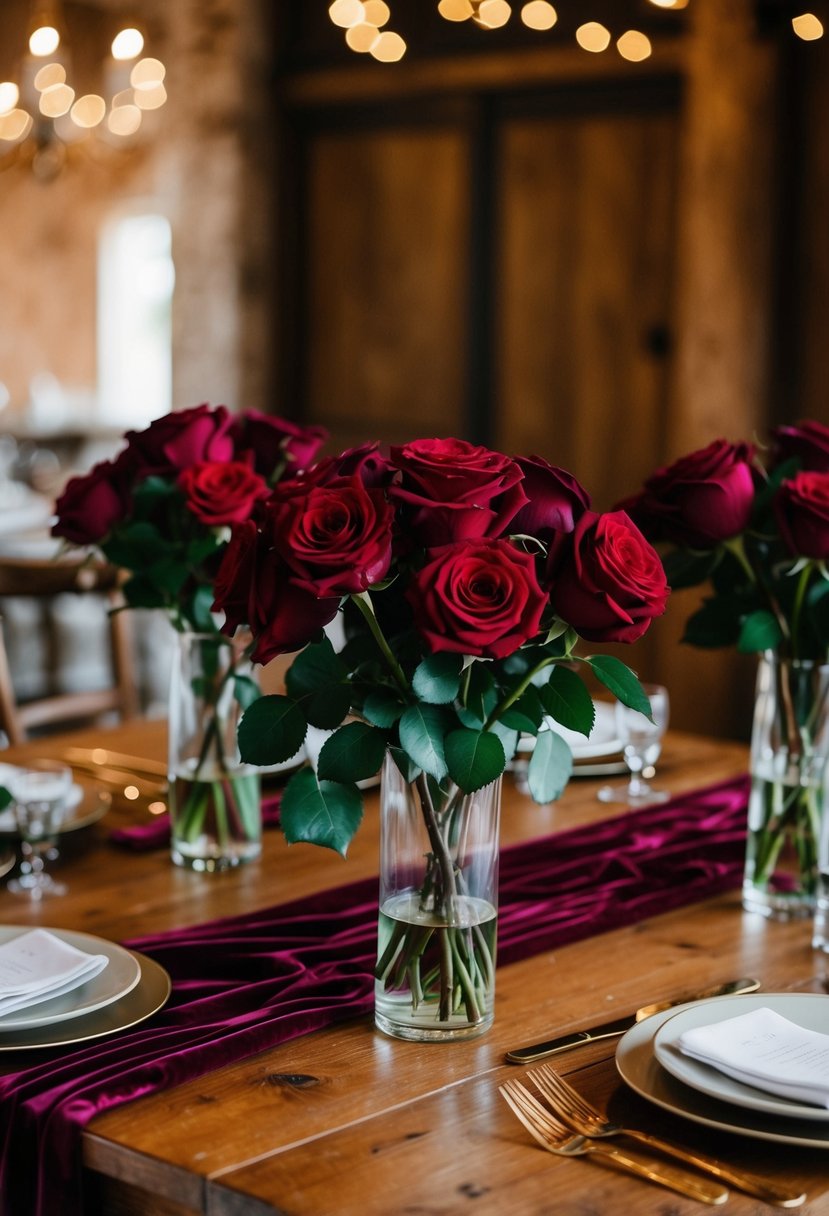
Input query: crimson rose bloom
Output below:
<box><xmin>774</xmin><ymin>472</ymin><xmax>829</xmax><ymax>560</ymax></box>
<box><xmin>772</xmin><ymin>420</ymin><xmax>829</xmax><ymax>473</ymax></box>
<box><xmin>307</xmin><ymin>441</ymin><xmax>393</xmax><ymax>490</ymax></box>
<box><xmin>624</xmin><ymin>439</ymin><xmax>755</xmax><ymax>547</ymax></box>
<box><xmin>407</xmin><ymin>539</ymin><xmax>547</xmax><ymax>659</ymax></box>
<box><xmin>124</xmin><ymin>403</ymin><xmax>236</xmax><ymax>476</ymax></box>
<box><xmin>212</xmin><ymin>521</ymin><xmax>338</xmax><ymax>663</ymax></box>
<box><xmin>389</xmin><ymin>437</ymin><xmax>528</xmax><ymax>546</ymax></box>
<box><xmin>553</xmin><ymin>511</ymin><xmax>668</xmax><ymax>643</ymax></box>
<box><xmin>232</xmin><ymin>410</ymin><xmax>327</xmax><ymax>480</ymax></box>
<box><xmin>52</xmin><ymin>454</ymin><xmax>132</xmax><ymax>544</ymax></box>
<box><xmin>178</xmin><ymin>460</ymin><xmax>270</xmax><ymax>526</ymax></box>
<box><xmin>268</xmin><ymin>474</ymin><xmax>394</xmax><ymax>597</ymax></box>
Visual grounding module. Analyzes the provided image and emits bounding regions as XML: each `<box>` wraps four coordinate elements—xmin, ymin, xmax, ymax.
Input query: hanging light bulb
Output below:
<box><xmin>111</xmin><ymin>27</ymin><xmax>145</xmax><ymax>61</ymax></box>
<box><xmin>29</xmin><ymin>24</ymin><xmax>60</xmax><ymax>56</ymax></box>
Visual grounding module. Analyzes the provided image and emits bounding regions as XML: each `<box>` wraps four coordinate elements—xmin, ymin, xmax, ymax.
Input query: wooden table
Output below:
<box><xmin>2</xmin><ymin>722</ymin><xmax>827</xmax><ymax>1215</ymax></box>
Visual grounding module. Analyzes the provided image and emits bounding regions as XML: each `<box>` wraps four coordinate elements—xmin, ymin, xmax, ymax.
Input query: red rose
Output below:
<box><xmin>510</xmin><ymin>456</ymin><xmax>591</xmax><ymax>578</ymax></box>
<box><xmin>407</xmin><ymin>539</ymin><xmax>547</xmax><ymax>659</ymax></box>
<box><xmin>125</xmin><ymin>403</ymin><xmax>236</xmax><ymax>476</ymax></box>
<box><xmin>308</xmin><ymin>441</ymin><xmax>393</xmax><ymax>490</ymax></box>
<box><xmin>774</xmin><ymin>472</ymin><xmax>829</xmax><ymax>559</ymax></box>
<box><xmin>268</xmin><ymin>474</ymin><xmax>394</xmax><ymax>597</ymax></box>
<box><xmin>212</xmin><ymin>522</ymin><xmax>338</xmax><ymax>662</ymax></box>
<box><xmin>389</xmin><ymin>437</ymin><xmax>528</xmax><ymax>545</ymax></box>
<box><xmin>233</xmin><ymin>410</ymin><xmax>327</xmax><ymax>480</ymax></box>
<box><xmin>626</xmin><ymin>439</ymin><xmax>755</xmax><ymax>547</ymax></box>
<box><xmin>772</xmin><ymin>420</ymin><xmax>829</xmax><ymax>473</ymax></box>
<box><xmin>553</xmin><ymin>511</ymin><xmax>668</xmax><ymax>643</ymax></box>
<box><xmin>52</xmin><ymin>455</ymin><xmax>131</xmax><ymax>544</ymax></box>
<box><xmin>177</xmin><ymin>460</ymin><xmax>270</xmax><ymax>526</ymax></box>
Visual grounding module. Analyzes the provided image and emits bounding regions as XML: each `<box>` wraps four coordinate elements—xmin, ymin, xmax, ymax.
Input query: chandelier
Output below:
<box><xmin>327</xmin><ymin>0</ymin><xmax>825</xmax><ymax>62</ymax></box>
<box><xmin>0</xmin><ymin>0</ymin><xmax>168</xmax><ymax>180</ymax></box>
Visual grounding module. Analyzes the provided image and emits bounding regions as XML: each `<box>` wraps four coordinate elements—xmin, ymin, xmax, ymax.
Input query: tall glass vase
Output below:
<box><xmin>374</xmin><ymin>752</ymin><xmax>501</xmax><ymax>1042</ymax></box>
<box><xmin>168</xmin><ymin>631</ymin><xmax>262</xmax><ymax>872</ymax></box>
<box><xmin>743</xmin><ymin>652</ymin><xmax>829</xmax><ymax>920</ymax></box>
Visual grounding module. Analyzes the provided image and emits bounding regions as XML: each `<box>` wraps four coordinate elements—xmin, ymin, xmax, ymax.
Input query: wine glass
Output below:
<box><xmin>597</xmin><ymin>684</ymin><xmax>670</xmax><ymax>806</ymax></box>
<box><xmin>6</xmin><ymin>761</ymin><xmax>73</xmax><ymax>898</ymax></box>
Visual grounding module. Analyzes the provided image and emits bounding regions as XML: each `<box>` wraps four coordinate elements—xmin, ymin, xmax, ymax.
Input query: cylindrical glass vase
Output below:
<box><xmin>374</xmin><ymin>751</ymin><xmax>501</xmax><ymax>1042</ymax></box>
<box><xmin>168</xmin><ymin>631</ymin><xmax>262</xmax><ymax>872</ymax></box>
<box><xmin>743</xmin><ymin>652</ymin><xmax>829</xmax><ymax>920</ymax></box>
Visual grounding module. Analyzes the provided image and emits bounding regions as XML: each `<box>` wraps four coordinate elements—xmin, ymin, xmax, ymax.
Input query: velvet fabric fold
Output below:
<box><xmin>0</xmin><ymin>774</ymin><xmax>749</xmax><ymax>1216</ymax></box>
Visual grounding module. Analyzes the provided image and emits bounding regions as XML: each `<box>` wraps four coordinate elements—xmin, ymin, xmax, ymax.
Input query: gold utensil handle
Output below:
<box><xmin>586</xmin><ymin>1143</ymin><xmax>728</xmax><ymax>1205</ymax></box>
<box><xmin>624</xmin><ymin>1129</ymin><xmax>805</xmax><ymax>1208</ymax></box>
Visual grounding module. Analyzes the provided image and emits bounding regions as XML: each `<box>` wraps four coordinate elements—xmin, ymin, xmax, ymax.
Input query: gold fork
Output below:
<box><xmin>529</xmin><ymin>1064</ymin><xmax>806</xmax><ymax>1208</ymax></box>
<box><xmin>499</xmin><ymin>1078</ymin><xmax>728</xmax><ymax>1205</ymax></box>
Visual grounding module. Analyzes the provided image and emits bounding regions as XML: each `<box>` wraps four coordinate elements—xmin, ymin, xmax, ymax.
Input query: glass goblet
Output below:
<box><xmin>6</xmin><ymin>761</ymin><xmax>73</xmax><ymax>898</ymax></box>
<box><xmin>597</xmin><ymin>684</ymin><xmax>671</xmax><ymax>806</ymax></box>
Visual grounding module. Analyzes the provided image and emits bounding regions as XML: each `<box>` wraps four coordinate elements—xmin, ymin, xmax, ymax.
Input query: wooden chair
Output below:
<box><xmin>0</xmin><ymin>556</ymin><xmax>140</xmax><ymax>746</ymax></box>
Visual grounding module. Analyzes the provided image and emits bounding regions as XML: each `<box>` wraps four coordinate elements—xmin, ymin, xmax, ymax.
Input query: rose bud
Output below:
<box><xmin>52</xmin><ymin>455</ymin><xmax>132</xmax><ymax>545</ymax></box>
<box><xmin>775</xmin><ymin>471</ymin><xmax>829</xmax><ymax>560</ymax></box>
<box><xmin>771</xmin><ymin>420</ymin><xmax>829</xmax><ymax>474</ymax></box>
<box><xmin>232</xmin><ymin>411</ymin><xmax>327</xmax><ymax>479</ymax></box>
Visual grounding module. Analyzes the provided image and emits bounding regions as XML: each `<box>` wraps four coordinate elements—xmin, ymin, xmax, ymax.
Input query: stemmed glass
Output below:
<box><xmin>6</xmin><ymin>761</ymin><xmax>73</xmax><ymax>898</ymax></box>
<box><xmin>598</xmin><ymin>684</ymin><xmax>670</xmax><ymax>806</ymax></box>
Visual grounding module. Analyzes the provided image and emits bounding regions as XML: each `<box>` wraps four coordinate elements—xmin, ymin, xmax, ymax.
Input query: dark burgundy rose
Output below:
<box><xmin>125</xmin><ymin>403</ymin><xmax>236</xmax><ymax>476</ymax></box>
<box><xmin>308</xmin><ymin>442</ymin><xmax>393</xmax><ymax>490</ymax></box>
<box><xmin>407</xmin><ymin>539</ymin><xmax>547</xmax><ymax>659</ymax></box>
<box><xmin>771</xmin><ymin>420</ymin><xmax>829</xmax><ymax>473</ymax></box>
<box><xmin>268</xmin><ymin>474</ymin><xmax>394</xmax><ymax>597</ymax></box>
<box><xmin>233</xmin><ymin>410</ymin><xmax>327</xmax><ymax>480</ymax></box>
<box><xmin>52</xmin><ymin>456</ymin><xmax>131</xmax><ymax>544</ymax></box>
<box><xmin>510</xmin><ymin>456</ymin><xmax>591</xmax><ymax>577</ymax></box>
<box><xmin>389</xmin><ymin>437</ymin><xmax>528</xmax><ymax>546</ymax></box>
<box><xmin>553</xmin><ymin>510</ymin><xmax>669</xmax><ymax>644</ymax></box>
<box><xmin>212</xmin><ymin>522</ymin><xmax>338</xmax><ymax>662</ymax></box>
<box><xmin>177</xmin><ymin>460</ymin><xmax>270</xmax><ymax>526</ymax></box>
<box><xmin>774</xmin><ymin>472</ymin><xmax>829</xmax><ymax>559</ymax></box>
<box><xmin>627</xmin><ymin>439</ymin><xmax>755</xmax><ymax>547</ymax></box>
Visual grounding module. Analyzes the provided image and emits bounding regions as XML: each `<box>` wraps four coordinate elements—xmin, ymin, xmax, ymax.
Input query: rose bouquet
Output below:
<box><xmin>215</xmin><ymin>436</ymin><xmax>669</xmax><ymax>1033</ymax></box>
<box><xmin>51</xmin><ymin>404</ymin><xmax>327</xmax><ymax>868</ymax></box>
<box><xmin>621</xmin><ymin>422</ymin><xmax>829</xmax><ymax>913</ymax></box>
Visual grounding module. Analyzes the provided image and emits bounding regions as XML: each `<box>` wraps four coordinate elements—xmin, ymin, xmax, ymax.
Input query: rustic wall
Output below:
<box><xmin>0</xmin><ymin>0</ymin><xmax>274</xmax><ymax>431</ymax></box>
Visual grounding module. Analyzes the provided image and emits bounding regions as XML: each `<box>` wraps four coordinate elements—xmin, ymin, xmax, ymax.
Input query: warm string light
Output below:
<box><xmin>792</xmin><ymin>12</ymin><xmax>824</xmax><ymax>40</ymax></box>
<box><xmin>0</xmin><ymin>1</ymin><xmax>168</xmax><ymax>178</ymax></box>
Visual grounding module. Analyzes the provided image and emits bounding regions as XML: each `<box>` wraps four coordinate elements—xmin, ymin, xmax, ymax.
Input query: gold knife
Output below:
<box><xmin>505</xmin><ymin>977</ymin><xmax>761</xmax><ymax>1064</ymax></box>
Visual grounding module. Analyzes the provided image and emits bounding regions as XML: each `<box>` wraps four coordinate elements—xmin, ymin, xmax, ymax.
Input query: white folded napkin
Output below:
<box><xmin>0</xmin><ymin>929</ymin><xmax>108</xmax><ymax>1019</ymax></box>
<box><xmin>678</xmin><ymin>1006</ymin><xmax>829</xmax><ymax>1108</ymax></box>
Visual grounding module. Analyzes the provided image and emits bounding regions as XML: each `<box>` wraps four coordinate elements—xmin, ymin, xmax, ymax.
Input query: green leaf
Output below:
<box><xmin>234</xmin><ymin>674</ymin><xmax>261</xmax><ymax>711</ymax></box>
<box><xmin>526</xmin><ymin>730</ymin><xmax>573</xmax><ymax>804</ymax></box>
<box><xmin>412</xmin><ymin>653</ymin><xmax>463</xmax><ymax>704</ymax></box>
<box><xmin>280</xmin><ymin>768</ymin><xmax>363</xmax><ymax>857</ymax></box>
<box><xmin>102</xmin><ymin>520</ymin><xmax>165</xmax><ymax>569</ymax></box>
<box><xmin>662</xmin><ymin>548</ymin><xmax>721</xmax><ymax>590</ymax></box>
<box><xmin>445</xmin><ymin>729</ymin><xmax>506</xmax><ymax>792</ymax></box>
<box><xmin>189</xmin><ymin>585</ymin><xmax>218</xmax><ymax>632</ymax></box>
<box><xmin>238</xmin><ymin>695</ymin><xmax>307</xmax><ymax>766</ymax></box>
<box><xmin>737</xmin><ymin>609</ymin><xmax>784</xmax><ymax>654</ymax></box>
<box><xmin>317</xmin><ymin>721</ymin><xmax>388</xmax><ymax>783</ymax></box>
<box><xmin>539</xmin><ymin>666</ymin><xmax>595</xmax><ymax>737</ymax></box>
<box><xmin>398</xmin><ymin>703</ymin><xmax>449</xmax><ymax>781</ymax></box>
<box><xmin>463</xmin><ymin>662</ymin><xmax>498</xmax><ymax>726</ymax></box>
<box><xmin>499</xmin><ymin>685</ymin><xmax>544</xmax><ymax>733</ymax></box>
<box><xmin>121</xmin><ymin>574</ymin><xmax>167</xmax><ymax>610</ymax></box>
<box><xmin>490</xmin><ymin>720</ymin><xmax>519</xmax><ymax>763</ymax></box>
<box><xmin>362</xmin><ymin>688</ymin><xmax>406</xmax><ymax>727</ymax></box>
<box><xmin>682</xmin><ymin>597</ymin><xmax>742</xmax><ymax>648</ymax></box>
<box><xmin>0</xmin><ymin>786</ymin><xmax>11</xmax><ymax>812</ymax></box>
<box><xmin>286</xmin><ymin>636</ymin><xmax>350</xmax><ymax>729</ymax></box>
<box><xmin>586</xmin><ymin>656</ymin><xmax>651</xmax><ymax>718</ymax></box>
<box><xmin>389</xmin><ymin>746</ymin><xmax>421</xmax><ymax>783</ymax></box>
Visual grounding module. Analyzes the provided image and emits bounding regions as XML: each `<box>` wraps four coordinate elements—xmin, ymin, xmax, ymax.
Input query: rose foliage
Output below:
<box><xmin>620</xmin><ymin>422</ymin><xmax>829</xmax><ymax>660</ymax></box>
<box><xmin>212</xmin><ymin>436</ymin><xmax>669</xmax><ymax>855</ymax></box>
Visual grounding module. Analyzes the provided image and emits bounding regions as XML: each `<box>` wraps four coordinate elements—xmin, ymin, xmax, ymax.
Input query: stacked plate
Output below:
<box><xmin>0</xmin><ymin>926</ymin><xmax>171</xmax><ymax>1051</ymax></box>
<box><xmin>514</xmin><ymin>700</ymin><xmax>627</xmax><ymax>778</ymax></box>
<box><xmin>616</xmin><ymin>992</ymin><xmax>829</xmax><ymax>1148</ymax></box>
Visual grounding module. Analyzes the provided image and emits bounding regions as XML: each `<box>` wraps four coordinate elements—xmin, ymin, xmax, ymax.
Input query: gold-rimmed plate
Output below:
<box><xmin>0</xmin><ymin>950</ymin><xmax>171</xmax><ymax>1051</ymax></box>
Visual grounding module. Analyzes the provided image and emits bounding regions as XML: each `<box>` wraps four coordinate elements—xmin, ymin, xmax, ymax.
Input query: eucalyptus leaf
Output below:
<box><xmin>238</xmin><ymin>695</ymin><xmax>307</xmax><ymax>766</ymax></box>
<box><xmin>526</xmin><ymin>730</ymin><xmax>573</xmax><ymax>804</ymax></box>
<box><xmin>445</xmin><ymin>729</ymin><xmax>506</xmax><ymax>793</ymax></box>
<box><xmin>317</xmin><ymin>721</ymin><xmax>388</xmax><ymax>783</ymax></box>
<box><xmin>280</xmin><ymin>768</ymin><xmax>363</xmax><ymax>857</ymax></box>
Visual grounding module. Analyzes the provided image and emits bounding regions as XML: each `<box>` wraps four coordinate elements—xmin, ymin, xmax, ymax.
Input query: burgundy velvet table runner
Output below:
<box><xmin>0</xmin><ymin>775</ymin><xmax>750</xmax><ymax>1216</ymax></box>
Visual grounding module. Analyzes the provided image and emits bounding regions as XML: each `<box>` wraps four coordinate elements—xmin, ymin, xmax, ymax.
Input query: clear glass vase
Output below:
<box><xmin>374</xmin><ymin>751</ymin><xmax>501</xmax><ymax>1042</ymax></box>
<box><xmin>743</xmin><ymin>652</ymin><xmax>829</xmax><ymax>920</ymax></box>
<box><xmin>168</xmin><ymin>631</ymin><xmax>262</xmax><ymax>872</ymax></box>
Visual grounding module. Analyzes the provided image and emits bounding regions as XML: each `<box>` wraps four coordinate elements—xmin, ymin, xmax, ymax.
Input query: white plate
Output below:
<box><xmin>0</xmin><ymin>925</ymin><xmax>141</xmax><ymax>1030</ymax></box>
<box><xmin>654</xmin><ymin>993</ymin><xmax>829</xmax><ymax>1121</ymax></box>
<box><xmin>0</xmin><ymin>780</ymin><xmax>109</xmax><ymax>836</ymax></box>
<box><xmin>517</xmin><ymin>700</ymin><xmax>623</xmax><ymax>761</ymax></box>
<box><xmin>0</xmin><ymin>950</ymin><xmax>171</xmax><ymax>1050</ymax></box>
<box><xmin>617</xmin><ymin>993</ymin><xmax>829</xmax><ymax>1148</ymax></box>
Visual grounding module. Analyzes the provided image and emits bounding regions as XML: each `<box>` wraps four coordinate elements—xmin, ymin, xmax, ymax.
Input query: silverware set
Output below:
<box><xmin>499</xmin><ymin>1065</ymin><xmax>806</xmax><ymax>1207</ymax></box>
